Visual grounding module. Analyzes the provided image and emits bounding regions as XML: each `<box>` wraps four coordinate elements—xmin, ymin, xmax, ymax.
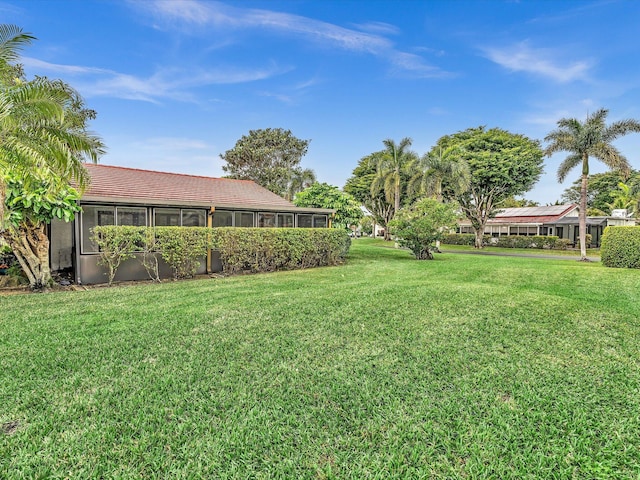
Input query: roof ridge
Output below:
<box><xmin>84</xmin><ymin>163</ymin><xmax>257</xmax><ymax>184</ymax></box>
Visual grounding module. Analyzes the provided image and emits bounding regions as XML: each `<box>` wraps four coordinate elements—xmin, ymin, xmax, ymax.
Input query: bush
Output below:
<box><xmin>155</xmin><ymin>227</ymin><xmax>210</xmax><ymax>279</ymax></box>
<box><xmin>90</xmin><ymin>226</ymin><xmax>351</xmax><ymax>282</ymax></box>
<box><xmin>601</xmin><ymin>226</ymin><xmax>640</xmax><ymax>268</ymax></box>
<box><xmin>494</xmin><ymin>235</ymin><xmax>558</xmax><ymax>249</ymax></box>
<box><xmin>92</xmin><ymin>226</ymin><xmax>143</xmax><ymax>285</ymax></box>
<box><xmin>553</xmin><ymin>238</ymin><xmax>572</xmax><ymax>250</ymax></box>
<box><xmin>211</xmin><ymin>228</ymin><xmax>350</xmax><ymax>275</ymax></box>
<box><xmin>441</xmin><ymin>234</ymin><xmax>489</xmax><ymax>246</ymax></box>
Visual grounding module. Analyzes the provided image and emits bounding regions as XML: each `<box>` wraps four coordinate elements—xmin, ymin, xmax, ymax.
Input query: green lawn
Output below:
<box><xmin>2</xmin><ymin>239</ymin><xmax>640</xmax><ymax>478</ymax></box>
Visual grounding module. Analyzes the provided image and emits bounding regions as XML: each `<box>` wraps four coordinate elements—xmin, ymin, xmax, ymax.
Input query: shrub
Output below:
<box><xmin>92</xmin><ymin>226</ymin><xmax>143</xmax><ymax>285</ymax></box>
<box><xmin>494</xmin><ymin>235</ymin><xmax>558</xmax><ymax>249</ymax></box>
<box><xmin>211</xmin><ymin>228</ymin><xmax>350</xmax><ymax>275</ymax></box>
<box><xmin>601</xmin><ymin>226</ymin><xmax>640</xmax><ymax>268</ymax></box>
<box><xmin>553</xmin><ymin>238</ymin><xmax>572</xmax><ymax>250</ymax></box>
<box><xmin>154</xmin><ymin>227</ymin><xmax>211</xmax><ymax>279</ymax></box>
<box><xmin>441</xmin><ymin>234</ymin><xmax>489</xmax><ymax>246</ymax></box>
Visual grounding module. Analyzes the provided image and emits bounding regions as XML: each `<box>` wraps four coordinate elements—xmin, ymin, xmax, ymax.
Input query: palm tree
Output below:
<box><xmin>545</xmin><ymin>109</ymin><xmax>640</xmax><ymax>260</ymax></box>
<box><xmin>411</xmin><ymin>145</ymin><xmax>470</xmax><ymax>201</ymax></box>
<box><xmin>369</xmin><ymin>137</ymin><xmax>417</xmax><ymax>214</ymax></box>
<box><xmin>0</xmin><ymin>25</ymin><xmax>104</xmax><ymax>226</ymax></box>
<box><xmin>285</xmin><ymin>167</ymin><xmax>316</xmax><ymax>201</ymax></box>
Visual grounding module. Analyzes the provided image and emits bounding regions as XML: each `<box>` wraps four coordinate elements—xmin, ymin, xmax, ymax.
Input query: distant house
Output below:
<box><xmin>50</xmin><ymin>164</ymin><xmax>334</xmax><ymax>284</ymax></box>
<box><xmin>456</xmin><ymin>204</ymin><xmax>635</xmax><ymax>247</ymax></box>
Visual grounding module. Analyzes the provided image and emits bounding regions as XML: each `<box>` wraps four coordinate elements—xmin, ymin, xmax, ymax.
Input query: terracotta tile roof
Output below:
<box><xmin>80</xmin><ymin>163</ymin><xmax>301</xmax><ymax>210</ymax></box>
<box><xmin>459</xmin><ymin>204</ymin><xmax>578</xmax><ymax>225</ymax></box>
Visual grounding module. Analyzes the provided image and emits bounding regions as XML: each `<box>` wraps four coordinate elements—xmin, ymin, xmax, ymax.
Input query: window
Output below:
<box><xmin>155</xmin><ymin>208</ymin><xmax>180</xmax><ymax>226</ymax></box>
<box><xmin>212</xmin><ymin>210</ymin><xmax>233</xmax><ymax>227</ymax></box>
<box><xmin>313</xmin><ymin>215</ymin><xmax>328</xmax><ymax>228</ymax></box>
<box><xmin>182</xmin><ymin>209</ymin><xmax>206</xmax><ymax>227</ymax></box>
<box><xmin>117</xmin><ymin>207</ymin><xmax>147</xmax><ymax>226</ymax></box>
<box><xmin>297</xmin><ymin>214</ymin><xmax>313</xmax><ymax>228</ymax></box>
<box><xmin>235</xmin><ymin>211</ymin><xmax>254</xmax><ymax>227</ymax></box>
<box><xmin>258</xmin><ymin>212</ymin><xmax>276</xmax><ymax>227</ymax></box>
<box><xmin>277</xmin><ymin>213</ymin><xmax>294</xmax><ymax>228</ymax></box>
<box><xmin>82</xmin><ymin>205</ymin><xmax>114</xmax><ymax>253</ymax></box>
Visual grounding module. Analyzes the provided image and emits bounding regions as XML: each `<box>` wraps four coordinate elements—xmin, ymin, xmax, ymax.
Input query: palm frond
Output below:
<box><xmin>557</xmin><ymin>153</ymin><xmax>582</xmax><ymax>182</ymax></box>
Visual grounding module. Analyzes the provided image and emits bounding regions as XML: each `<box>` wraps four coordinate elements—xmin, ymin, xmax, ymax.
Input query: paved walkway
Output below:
<box><xmin>440</xmin><ymin>248</ymin><xmax>600</xmax><ymax>262</ymax></box>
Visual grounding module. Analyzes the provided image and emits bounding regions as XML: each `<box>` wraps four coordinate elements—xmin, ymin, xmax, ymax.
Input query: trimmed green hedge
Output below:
<box><xmin>441</xmin><ymin>234</ymin><xmax>490</xmax><ymax>246</ymax></box>
<box><xmin>493</xmin><ymin>235</ymin><xmax>558</xmax><ymax>249</ymax></box>
<box><xmin>212</xmin><ymin>228</ymin><xmax>351</xmax><ymax>275</ymax></box>
<box><xmin>92</xmin><ymin>226</ymin><xmax>351</xmax><ymax>281</ymax></box>
<box><xmin>601</xmin><ymin>226</ymin><xmax>640</xmax><ymax>268</ymax></box>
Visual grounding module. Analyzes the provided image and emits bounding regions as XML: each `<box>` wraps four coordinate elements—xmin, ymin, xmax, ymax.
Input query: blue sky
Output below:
<box><xmin>5</xmin><ymin>0</ymin><xmax>640</xmax><ymax>203</ymax></box>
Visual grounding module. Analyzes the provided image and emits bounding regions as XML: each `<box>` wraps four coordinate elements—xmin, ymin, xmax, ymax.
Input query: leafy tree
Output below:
<box><xmin>0</xmin><ymin>24</ymin><xmax>105</xmax><ymax>288</ymax></box>
<box><xmin>500</xmin><ymin>196</ymin><xmax>540</xmax><ymax>208</ymax></box>
<box><xmin>2</xmin><ymin>172</ymin><xmax>81</xmax><ymax>288</ymax></box>
<box><xmin>369</xmin><ymin>137</ymin><xmax>419</xmax><ymax>213</ymax></box>
<box><xmin>545</xmin><ymin>108</ymin><xmax>640</xmax><ymax>260</ymax></box>
<box><xmin>389</xmin><ymin>198</ymin><xmax>458</xmax><ymax>260</ymax></box>
<box><xmin>438</xmin><ymin>127</ymin><xmax>544</xmax><ymax>249</ymax></box>
<box><xmin>220</xmin><ymin>128</ymin><xmax>314</xmax><ymax>197</ymax></box>
<box><xmin>344</xmin><ymin>154</ymin><xmax>395</xmax><ymax>240</ymax></box>
<box><xmin>293</xmin><ymin>182</ymin><xmax>363</xmax><ymax>230</ymax></box>
<box><xmin>561</xmin><ymin>170</ymin><xmax>640</xmax><ymax>213</ymax></box>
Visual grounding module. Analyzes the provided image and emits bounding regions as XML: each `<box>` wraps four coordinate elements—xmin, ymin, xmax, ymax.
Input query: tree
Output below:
<box><xmin>220</xmin><ymin>128</ymin><xmax>314</xmax><ymax>197</ymax></box>
<box><xmin>2</xmin><ymin>172</ymin><xmax>81</xmax><ymax>288</ymax></box>
<box><xmin>438</xmin><ymin>127</ymin><xmax>544</xmax><ymax>248</ymax></box>
<box><xmin>545</xmin><ymin>108</ymin><xmax>640</xmax><ymax>260</ymax></box>
<box><xmin>293</xmin><ymin>182</ymin><xmax>363</xmax><ymax>230</ymax></box>
<box><xmin>369</xmin><ymin>137</ymin><xmax>418</xmax><ymax>213</ymax></box>
<box><xmin>388</xmin><ymin>198</ymin><xmax>458</xmax><ymax>260</ymax></box>
<box><xmin>0</xmin><ymin>24</ymin><xmax>105</xmax><ymax>288</ymax></box>
<box><xmin>286</xmin><ymin>167</ymin><xmax>316</xmax><ymax>201</ymax></box>
<box><xmin>410</xmin><ymin>145</ymin><xmax>470</xmax><ymax>202</ymax></box>
<box><xmin>344</xmin><ymin>154</ymin><xmax>395</xmax><ymax>240</ymax></box>
<box><xmin>606</xmin><ymin>182</ymin><xmax>637</xmax><ymax>216</ymax></box>
<box><xmin>561</xmin><ymin>170</ymin><xmax>640</xmax><ymax>214</ymax></box>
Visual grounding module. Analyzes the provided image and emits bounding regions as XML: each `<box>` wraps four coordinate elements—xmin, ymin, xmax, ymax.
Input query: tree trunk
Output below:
<box><xmin>2</xmin><ymin>222</ymin><xmax>52</xmax><ymax>289</ymax></box>
<box><xmin>579</xmin><ymin>172</ymin><xmax>588</xmax><ymax>260</ymax></box>
<box><xmin>474</xmin><ymin>228</ymin><xmax>484</xmax><ymax>249</ymax></box>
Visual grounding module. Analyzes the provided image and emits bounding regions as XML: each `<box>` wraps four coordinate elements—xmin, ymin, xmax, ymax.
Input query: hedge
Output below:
<box><xmin>494</xmin><ymin>235</ymin><xmax>559</xmax><ymax>249</ymax></box>
<box><xmin>91</xmin><ymin>226</ymin><xmax>351</xmax><ymax>282</ymax></box>
<box><xmin>601</xmin><ymin>226</ymin><xmax>640</xmax><ymax>268</ymax></box>
<box><xmin>441</xmin><ymin>234</ymin><xmax>490</xmax><ymax>246</ymax></box>
<box><xmin>212</xmin><ymin>228</ymin><xmax>350</xmax><ymax>275</ymax></box>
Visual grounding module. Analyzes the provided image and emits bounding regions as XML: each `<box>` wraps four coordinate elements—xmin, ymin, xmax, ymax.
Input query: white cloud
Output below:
<box><xmin>131</xmin><ymin>0</ymin><xmax>449</xmax><ymax>79</ymax></box>
<box><xmin>21</xmin><ymin>57</ymin><xmax>288</xmax><ymax>103</ymax></box>
<box><xmin>482</xmin><ymin>41</ymin><xmax>592</xmax><ymax>83</ymax></box>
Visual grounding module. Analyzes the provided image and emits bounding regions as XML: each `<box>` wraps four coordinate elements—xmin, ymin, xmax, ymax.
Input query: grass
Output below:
<box><xmin>1</xmin><ymin>238</ymin><xmax>640</xmax><ymax>478</ymax></box>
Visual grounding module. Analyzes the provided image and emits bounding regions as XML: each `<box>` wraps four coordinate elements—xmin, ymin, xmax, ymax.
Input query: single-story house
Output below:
<box><xmin>50</xmin><ymin>164</ymin><xmax>334</xmax><ymax>284</ymax></box>
<box><xmin>457</xmin><ymin>204</ymin><xmax>635</xmax><ymax>247</ymax></box>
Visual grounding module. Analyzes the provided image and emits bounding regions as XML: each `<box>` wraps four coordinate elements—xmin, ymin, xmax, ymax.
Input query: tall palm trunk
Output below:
<box><xmin>578</xmin><ymin>164</ymin><xmax>588</xmax><ymax>260</ymax></box>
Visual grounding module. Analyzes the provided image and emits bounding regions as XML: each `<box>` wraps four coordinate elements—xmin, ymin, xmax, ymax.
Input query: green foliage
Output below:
<box><xmin>553</xmin><ymin>238</ymin><xmax>572</xmax><ymax>250</ymax></box>
<box><xmin>494</xmin><ymin>235</ymin><xmax>558</xmax><ymax>249</ymax></box>
<box><xmin>389</xmin><ymin>198</ymin><xmax>458</xmax><ymax>259</ymax></box>
<box><xmin>219</xmin><ymin>128</ymin><xmax>313</xmax><ymax>196</ymax></box>
<box><xmin>212</xmin><ymin>228</ymin><xmax>350</xmax><ymax>275</ymax></box>
<box><xmin>4</xmin><ymin>175</ymin><xmax>81</xmax><ymax>227</ymax></box>
<box><xmin>561</xmin><ymin>170</ymin><xmax>640</xmax><ymax>214</ymax></box>
<box><xmin>441</xmin><ymin>233</ymin><xmax>478</xmax><ymax>246</ymax></box>
<box><xmin>91</xmin><ymin>226</ymin><xmax>143</xmax><ymax>285</ymax></box>
<box><xmin>293</xmin><ymin>182</ymin><xmax>362</xmax><ymax>229</ymax></box>
<box><xmin>601</xmin><ymin>227</ymin><xmax>640</xmax><ymax>268</ymax></box>
<box><xmin>369</xmin><ymin>137</ymin><xmax>419</xmax><ymax>212</ymax></box>
<box><xmin>155</xmin><ymin>227</ymin><xmax>210</xmax><ymax>279</ymax></box>
<box><xmin>436</xmin><ymin>127</ymin><xmax>544</xmax><ymax>248</ymax></box>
